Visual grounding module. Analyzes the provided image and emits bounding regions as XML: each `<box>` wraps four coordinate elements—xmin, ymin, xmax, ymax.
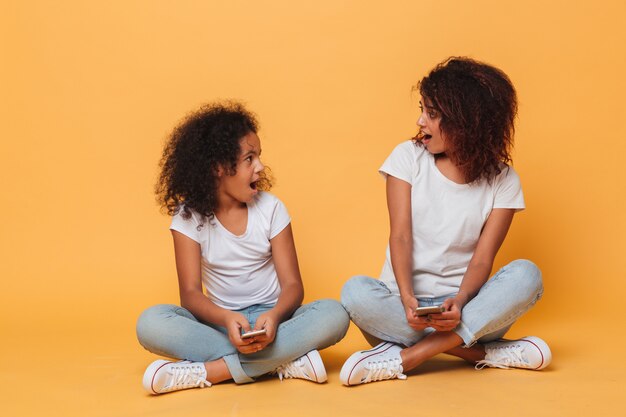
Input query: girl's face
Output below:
<box><xmin>218</xmin><ymin>132</ymin><xmax>265</xmax><ymax>205</ymax></box>
<box><xmin>417</xmin><ymin>96</ymin><xmax>447</xmax><ymax>155</ymax></box>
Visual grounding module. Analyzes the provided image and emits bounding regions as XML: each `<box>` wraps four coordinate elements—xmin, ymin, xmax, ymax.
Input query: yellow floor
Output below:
<box><xmin>2</xmin><ymin>316</ymin><xmax>622</xmax><ymax>417</ymax></box>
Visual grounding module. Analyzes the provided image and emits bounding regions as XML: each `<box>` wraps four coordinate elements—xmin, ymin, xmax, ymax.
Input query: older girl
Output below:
<box><xmin>340</xmin><ymin>57</ymin><xmax>551</xmax><ymax>386</ymax></box>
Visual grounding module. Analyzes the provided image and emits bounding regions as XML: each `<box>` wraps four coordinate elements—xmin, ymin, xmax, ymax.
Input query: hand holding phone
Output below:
<box><xmin>241</xmin><ymin>328</ymin><xmax>267</xmax><ymax>339</ymax></box>
<box><xmin>414</xmin><ymin>305</ymin><xmax>445</xmax><ymax>316</ymax></box>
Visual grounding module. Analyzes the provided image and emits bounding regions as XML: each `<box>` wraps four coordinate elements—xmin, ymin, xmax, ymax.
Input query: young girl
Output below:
<box><xmin>137</xmin><ymin>102</ymin><xmax>349</xmax><ymax>394</ymax></box>
<box><xmin>339</xmin><ymin>57</ymin><xmax>551</xmax><ymax>386</ymax></box>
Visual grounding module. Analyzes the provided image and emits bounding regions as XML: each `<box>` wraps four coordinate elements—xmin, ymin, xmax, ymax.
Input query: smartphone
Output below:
<box><xmin>415</xmin><ymin>305</ymin><xmax>445</xmax><ymax>316</ymax></box>
<box><xmin>241</xmin><ymin>328</ymin><xmax>267</xmax><ymax>339</ymax></box>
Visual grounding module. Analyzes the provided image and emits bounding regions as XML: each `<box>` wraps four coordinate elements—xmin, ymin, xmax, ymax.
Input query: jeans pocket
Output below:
<box><xmin>375</xmin><ymin>279</ymin><xmax>392</xmax><ymax>294</ymax></box>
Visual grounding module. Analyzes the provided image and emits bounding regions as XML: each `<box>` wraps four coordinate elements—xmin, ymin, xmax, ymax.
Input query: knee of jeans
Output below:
<box><xmin>340</xmin><ymin>275</ymin><xmax>374</xmax><ymax>316</ymax></box>
<box><xmin>510</xmin><ymin>259</ymin><xmax>543</xmax><ymax>297</ymax></box>
<box><xmin>136</xmin><ymin>304</ymin><xmax>175</xmax><ymax>344</ymax></box>
<box><xmin>313</xmin><ymin>298</ymin><xmax>350</xmax><ymax>338</ymax></box>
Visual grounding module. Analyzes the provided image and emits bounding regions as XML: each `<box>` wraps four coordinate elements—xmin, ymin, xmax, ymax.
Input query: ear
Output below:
<box><xmin>216</xmin><ymin>164</ymin><xmax>224</xmax><ymax>177</ymax></box>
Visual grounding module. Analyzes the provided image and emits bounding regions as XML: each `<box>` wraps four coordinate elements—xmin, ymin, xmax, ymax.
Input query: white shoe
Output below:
<box><xmin>143</xmin><ymin>360</ymin><xmax>211</xmax><ymax>394</ymax></box>
<box><xmin>476</xmin><ymin>336</ymin><xmax>552</xmax><ymax>370</ymax></box>
<box><xmin>340</xmin><ymin>342</ymin><xmax>406</xmax><ymax>386</ymax></box>
<box><xmin>274</xmin><ymin>350</ymin><xmax>327</xmax><ymax>383</ymax></box>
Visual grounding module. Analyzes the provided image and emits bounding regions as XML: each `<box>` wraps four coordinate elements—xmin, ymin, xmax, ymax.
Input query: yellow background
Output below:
<box><xmin>1</xmin><ymin>1</ymin><xmax>624</xmax><ymax>416</ymax></box>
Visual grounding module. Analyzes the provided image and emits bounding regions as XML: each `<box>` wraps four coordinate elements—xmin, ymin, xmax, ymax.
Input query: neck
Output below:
<box><xmin>215</xmin><ymin>194</ymin><xmax>246</xmax><ymax>216</ymax></box>
<box><xmin>434</xmin><ymin>154</ymin><xmax>467</xmax><ymax>184</ymax></box>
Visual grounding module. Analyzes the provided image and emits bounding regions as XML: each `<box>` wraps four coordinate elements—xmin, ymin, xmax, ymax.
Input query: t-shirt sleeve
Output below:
<box><xmin>256</xmin><ymin>192</ymin><xmax>291</xmax><ymax>239</ymax></box>
<box><xmin>169</xmin><ymin>208</ymin><xmax>203</xmax><ymax>242</ymax></box>
<box><xmin>269</xmin><ymin>196</ymin><xmax>291</xmax><ymax>239</ymax></box>
<box><xmin>379</xmin><ymin>141</ymin><xmax>417</xmax><ymax>184</ymax></box>
<box><xmin>493</xmin><ymin>166</ymin><xmax>525</xmax><ymax>211</ymax></box>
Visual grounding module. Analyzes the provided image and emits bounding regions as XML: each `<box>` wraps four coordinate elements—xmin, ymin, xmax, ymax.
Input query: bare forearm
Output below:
<box><xmin>390</xmin><ymin>236</ymin><xmax>414</xmax><ymax>302</ymax></box>
<box><xmin>456</xmin><ymin>261</ymin><xmax>493</xmax><ymax>307</ymax></box>
<box><xmin>268</xmin><ymin>281</ymin><xmax>303</xmax><ymax>323</ymax></box>
<box><xmin>456</xmin><ymin>209</ymin><xmax>515</xmax><ymax>308</ymax></box>
<box><xmin>180</xmin><ymin>290</ymin><xmax>232</xmax><ymax>327</ymax></box>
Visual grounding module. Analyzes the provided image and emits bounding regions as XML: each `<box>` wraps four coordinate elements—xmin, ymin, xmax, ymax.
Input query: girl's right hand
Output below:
<box><xmin>402</xmin><ymin>296</ymin><xmax>429</xmax><ymax>331</ymax></box>
<box><xmin>224</xmin><ymin>312</ymin><xmax>261</xmax><ymax>354</ymax></box>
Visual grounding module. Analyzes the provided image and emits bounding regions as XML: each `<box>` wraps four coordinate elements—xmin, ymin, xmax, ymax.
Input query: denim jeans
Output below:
<box><xmin>136</xmin><ymin>299</ymin><xmax>349</xmax><ymax>384</ymax></box>
<box><xmin>341</xmin><ymin>259</ymin><xmax>543</xmax><ymax>348</ymax></box>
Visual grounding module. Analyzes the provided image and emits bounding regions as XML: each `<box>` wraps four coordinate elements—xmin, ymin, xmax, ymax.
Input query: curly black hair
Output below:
<box><xmin>155</xmin><ymin>101</ymin><xmax>273</xmax><ymax>222</ymax></box>
<box><xmin>414</xmin><ymin>57</ymin><xmax>518</xmax><ymax>183</ymax></box>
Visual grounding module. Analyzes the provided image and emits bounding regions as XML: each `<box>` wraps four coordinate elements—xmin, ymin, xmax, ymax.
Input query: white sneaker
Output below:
<box><xmin>476</xmin><ymin>336</ymin><xmax>552</xmax><ymax>370</ymax></box>
<box><xmin>143</xmin><ymin>359</ymin><xmax>211</xmax><ymax>394</ymax></box>
<box><xmin>340</xmin><ymin>342</ymin><xmax>406</xmax><ymax>386</ymax></box>
<box><xmin>274</xmin><ymin>350</ymin><xmax>327</xmax><ymax>383</ymax></box>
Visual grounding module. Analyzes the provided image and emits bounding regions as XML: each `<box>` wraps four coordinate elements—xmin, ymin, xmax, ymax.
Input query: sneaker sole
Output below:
<box><xmin>340</xmin><ymin>342</ymin><xmax>395</xmax><ymax>386</ymax></box>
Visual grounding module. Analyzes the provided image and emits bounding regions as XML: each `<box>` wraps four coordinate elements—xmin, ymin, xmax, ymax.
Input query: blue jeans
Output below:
<box><xmin>341</xmin><ymin>260</ymin><xmax>543</xmax><ymax>348</ymax></box>
<box><xmin>136</xmin><ymin>299</ymin><xmax>349</xmax><ymax>384</ymax></box>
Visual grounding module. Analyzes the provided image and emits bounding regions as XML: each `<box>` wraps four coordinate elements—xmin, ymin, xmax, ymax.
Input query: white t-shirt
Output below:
<box><xmin>170</xmin><ymin>191</ymin><xmax>291</xmax><ymax>310</ymax></box>
<box><xmin>379</xmin><ymin>140</ymin><xmax>525</xmax><ymax>298</ymax></box>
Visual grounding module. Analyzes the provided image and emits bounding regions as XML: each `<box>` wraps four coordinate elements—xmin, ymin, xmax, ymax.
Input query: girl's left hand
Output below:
<box><xmin>426</xmin><ymin>298</ymin><xmax>462</xmax><ymax>332</ymax></box>
<box><xmin>248</xmin><ymin>311</ymin><xmax>279</xmax><ymax>352</ymax></box>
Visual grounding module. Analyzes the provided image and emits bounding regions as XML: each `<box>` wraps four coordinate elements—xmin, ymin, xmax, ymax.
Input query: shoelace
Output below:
<box><xmin>275</xmin><ymin>357</ymin><xmax>309</xmax><ymax>381</ymax></box>
<box><xmin>475</xmin><ymin>343</ymin><xmax>528</xmax><ymax>370</ymax></box>
<box><xmin>362</xmin><ymin>358</ymin><xmax>407</xmax><ymax>383</ymax></box>
<box><xmin>166</xmin><ymin>363</ymin><xmax>211</xmax><ymax>390</ymax></box>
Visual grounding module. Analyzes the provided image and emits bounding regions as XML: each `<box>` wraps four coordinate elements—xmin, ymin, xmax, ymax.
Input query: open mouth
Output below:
<box><xmin>250</xmin><ymin>181</ymin><xmax>258</xmax><ymax>190</ymax></box>
<box><xmin>418</xmin><ymin>132</ymin><xmax>432</xmax><ymax>142</ymax></box>
<box><xmin>415</xmin><ymin>130</ymin><xmax>432</xmax><ymax>142</ymax></box>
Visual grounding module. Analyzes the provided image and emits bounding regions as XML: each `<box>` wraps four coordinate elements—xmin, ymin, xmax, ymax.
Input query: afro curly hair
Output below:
<box><xmin>155</xmin><ymin>101</ymin><xmax>272</xmax><ymax>223</ymax></box>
